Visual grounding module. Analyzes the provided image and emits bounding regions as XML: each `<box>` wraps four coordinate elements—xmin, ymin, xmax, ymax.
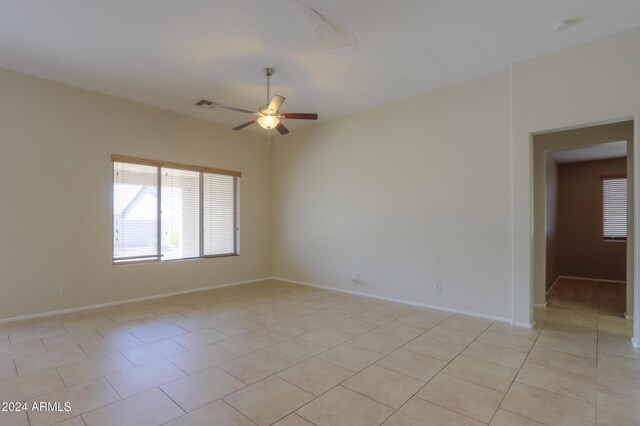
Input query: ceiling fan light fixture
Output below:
<box><xmin>222</xmin><ymin>68</ymin><xmax>317</xmax><ymax>135</ymax></box>
<box><xmin>257</xmin><ymin>115</ymin><xmax>280</xmax><ymax>129</ymax></box>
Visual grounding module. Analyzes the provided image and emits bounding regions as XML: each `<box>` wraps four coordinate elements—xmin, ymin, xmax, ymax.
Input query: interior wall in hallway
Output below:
<box><xmin>545</xmin><ymin>154</ymin><xmax>559</xmax><ymax>289</ymax></box>
<box><xmin>557</xmin><ymin>157</ymin><xmax>627</xmax><ymax>282</ymax></box>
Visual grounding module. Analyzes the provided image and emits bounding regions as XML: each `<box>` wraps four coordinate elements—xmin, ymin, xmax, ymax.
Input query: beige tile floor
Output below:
<box><xmin>0</xmin><ymin>279</ymin><xmax>638</xmax><ymax>425</ymax></box>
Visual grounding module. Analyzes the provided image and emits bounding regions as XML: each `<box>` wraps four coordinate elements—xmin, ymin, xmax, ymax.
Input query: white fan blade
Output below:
<box><xmin>267</xmin><ymin>95</ymin><xmax>285</xmax><ymax>115</ymax></box>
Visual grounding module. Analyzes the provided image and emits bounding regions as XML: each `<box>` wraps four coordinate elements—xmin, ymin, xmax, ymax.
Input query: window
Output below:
<box><xmin>602</xmin><ymin>175</ymin><xmax>627</xmax><ymax>241</ymax></box>
<box><xmin>112</xmin><ymin>155</ymin><xmax>240</xmax><ymax>263</ymax></box>
<box><xmin>113</xmin><ymin>162</ymin><xmax>159</xmax><ymax>262</ymax></box>
<box><xmin>203</xmin><ymin>173</ymin><xmax>238</xmax><ymax>256</ymax></box>
<box><xmin>161</xmin><ymin>168</ymin><xmax>201</xmax><ymax>260</ymax></box>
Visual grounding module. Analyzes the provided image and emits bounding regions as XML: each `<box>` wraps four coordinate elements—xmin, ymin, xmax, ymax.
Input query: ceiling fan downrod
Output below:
<box><xmin>264</xmin><ymin>67</ymin><xmax>274</xmax><ymax>105</ymax></box>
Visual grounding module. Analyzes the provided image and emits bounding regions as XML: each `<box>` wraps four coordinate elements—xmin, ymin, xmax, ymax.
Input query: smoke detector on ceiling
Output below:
<box><xmin>554</xmin><ymin>17</ymin><xmax>583</xmax><ymax>31</ymax></box>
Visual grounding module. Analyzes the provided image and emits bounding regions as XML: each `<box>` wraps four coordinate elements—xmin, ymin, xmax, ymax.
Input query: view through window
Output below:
<box><xmin>112</xmin><ymin>157</ymin><xmax>240</xmax><ymax>263</ymax></box>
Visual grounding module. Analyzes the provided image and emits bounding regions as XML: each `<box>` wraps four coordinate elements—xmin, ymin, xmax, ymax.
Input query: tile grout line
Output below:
<box><xmin>497</xmin><ymin>310</ymin><xmax>608</xmax><ymax>423</ymax></box>
<box><xmin>488</xmin><ymin>315</ymin><xmax>546</xmax><ymax>425</ymax></box>
<box><xmin>375</xmin><ymin>319</ymin><xmax>502</xmax><ymax>424</ymax></box>
<box><xmin>215</xmin><ymin>398</ymin><xmax>261</xmax><ymax>426</ymax></box>
<box><xmin>315</xmin><ymin>315</ymin><xmax>497</xmax><ymax>424</ymax></box>
<box><xmin>221</xmin><ymin>309</ymin><xmax>453</xmax><ymax>424</ymax></box>
<box><xmin>11</xmin><ymin>358</ymin><xmax>17</xmax><ymax>380</ymax></box>
<box><xmin>156</xmin><ymin>386</ymin><xmax>188</xmax><ymax>416</ymax></box>
<box><xmin>103</xmin><ymin>374</ymin><xmax>125</xmax><ymax>400</ymax></box>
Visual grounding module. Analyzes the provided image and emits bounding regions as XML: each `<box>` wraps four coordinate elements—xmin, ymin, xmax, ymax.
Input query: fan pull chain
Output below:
<box><xmin>267</xmin><ymin>129</ymin><xmax>272</xmax><ymax>154</ymax></box>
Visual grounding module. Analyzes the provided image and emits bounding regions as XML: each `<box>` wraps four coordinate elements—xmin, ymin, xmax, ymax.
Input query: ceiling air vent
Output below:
<box><xmin>195</xmin><ymin>99</ymin><xmax>219</xmax><ymax>109</ymax></box>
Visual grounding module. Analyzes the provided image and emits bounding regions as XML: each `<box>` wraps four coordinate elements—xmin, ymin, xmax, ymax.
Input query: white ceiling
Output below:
<box><xmin>2</xmin><ymin>1</ymin><xmax>640</xmax><ymax>133</ymax></box>
<box><xmin>551</xmin><ymin>141</ymin><xmax>628</xmax><ymax>163</ymax></box>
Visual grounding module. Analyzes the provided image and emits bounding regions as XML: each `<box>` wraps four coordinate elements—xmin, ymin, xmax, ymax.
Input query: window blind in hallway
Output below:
<box><xmin>603</xmin><ymin>176</ymin><xmax>627</xmax><ymax>241</ymax></box>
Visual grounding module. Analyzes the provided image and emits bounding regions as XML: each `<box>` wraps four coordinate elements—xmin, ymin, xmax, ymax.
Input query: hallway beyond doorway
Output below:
<box><xmin>547</xmin><ymin>277</ymin><xmax>626</xmax><ymax>317</ymax></box>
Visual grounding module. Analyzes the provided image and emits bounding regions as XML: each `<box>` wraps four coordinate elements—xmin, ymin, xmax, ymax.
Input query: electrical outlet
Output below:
<box><xmin>435</xmin><ymin>282</ymin><xmax>442</xmax><ymax>292</ymax></box>
<box><xmin>59</xmin><ymin>285</ymin><xmax>68</xmax><ymax>295</ymax></box>
<box><xmin>351</xmin><ymin>273</ymin><xmax>360</xmax><ymax>285</ymax></box>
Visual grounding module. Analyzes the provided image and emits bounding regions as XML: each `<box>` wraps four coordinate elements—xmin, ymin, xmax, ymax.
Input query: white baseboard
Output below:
<box><xmin>534</xmin><ymin>303</ymin><xmax>547</xmax><ymax>308</ymax></box>
<box><xmin>632</xmin><ymin>337</ymin><xmax>639</xmax><ymax>348</ymax></box>
<box><xmin>0</xmin><ymin>277</ymin><xmax>271</xmax><ymax>324</ymax></box>
<box><xmin>546</xmin><ymin>276</ymin><xmax>561</xmax><ymax>296</ymax></box>
<box><xmin>273</xmin><ymin>277</ymin><xmax>513</xmax><ymax>324</ymax></box>
<box><xmin>625</xmin><ymin>313</ymin><xmax>633</xmax><ymax>321</ymax></box>
<box><xmin>511</xmin><ymin>321</ymin><xmax>536</xmax><ymax>329</ymax></box>
<box><xmin>557</xmin><ymin>275</ymin><xmax>626</xmax><ymax>284</ymax></box>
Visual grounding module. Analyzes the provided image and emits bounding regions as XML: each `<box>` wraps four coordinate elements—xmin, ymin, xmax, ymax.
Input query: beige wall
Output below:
<box><xmin>533</xmin><ymin>122</ymin><xmax>634</xmax><ymax>307</ymax></box>
<box><xmin>274</xmin><ymin>28</ymin><xmax>640</xmax><ymax>327</ymax></box>
<box><xmin>0</xmin><ymin>67</ymin><xmax>271</xmax><ymax>320</ymax></box>
<box><xmin>272</xmin><ymin>71</ymin><xmax>513</xmax><ymax>320</ymax></box>
<box><xmin>512</xmin><ymin>27</ymin><xmax>640</xmax><ymax>326</ymax></box>
<box><xmin>557</xmin><ymin>158</ymin><xmax>627</xmax><ymax>282</ymax></box>
<box><xmin>545</xmin><ymin>154</ymin><xmax>559</xmax><ymax>291</ymax></box>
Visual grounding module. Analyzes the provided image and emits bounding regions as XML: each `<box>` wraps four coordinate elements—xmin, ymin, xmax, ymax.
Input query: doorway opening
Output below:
<box><xmin>534</xmin><ymin>120</ymin><xmax>634</xmax><ymax>319</ymax></box>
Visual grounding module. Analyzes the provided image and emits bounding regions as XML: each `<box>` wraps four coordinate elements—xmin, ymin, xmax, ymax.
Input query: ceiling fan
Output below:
<box><xmin>219</xmin><ymin>68</ymin><xmax>318</xmax><ymax>135</ymax></box>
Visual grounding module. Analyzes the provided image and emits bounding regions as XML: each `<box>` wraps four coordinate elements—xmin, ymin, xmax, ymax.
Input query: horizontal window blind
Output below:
<box><xmin>113</xmin><ymin>162</ymin><xmax>159</xmax><ymax>262</ymax></box>
<box><xmin>603</xmin><ymin>177</ymin><xmax>627</xmax><ymax>240</ymax></box>
<box><xmin>113</xmin><ymin>158</ymin><xmax>240</xmax><ymax>264</ymax></box>
<box><xmin>161</xmin><ymin>168</ymin><xmax>201</xmax><ymax>260</ymax></box>
<box><xmin>203</xmin><ymin>174</ymin><xmax>238</xmax><ymax>256</ymax></box>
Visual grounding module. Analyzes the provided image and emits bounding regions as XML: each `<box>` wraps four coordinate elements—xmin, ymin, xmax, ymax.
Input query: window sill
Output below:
<box><xmin>113</xmin><ymin>253</ymin><xmax>239</xmax><ymax>266</ymax></box>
